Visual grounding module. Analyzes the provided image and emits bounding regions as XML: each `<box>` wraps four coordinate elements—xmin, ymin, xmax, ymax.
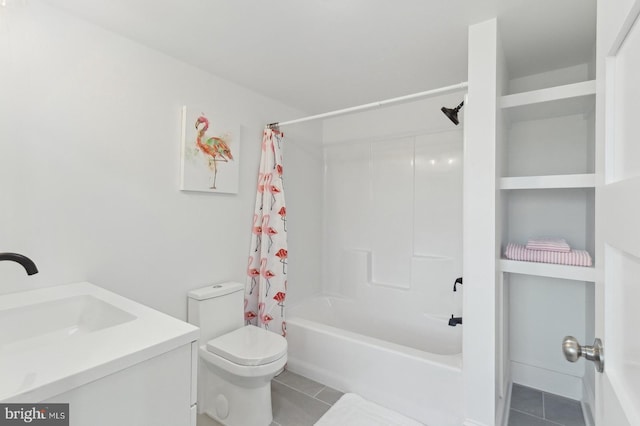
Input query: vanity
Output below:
<box><xmin>0</xmin><ymin>282</ymin><xmax>199</xmax><ymax>426</ymax></box>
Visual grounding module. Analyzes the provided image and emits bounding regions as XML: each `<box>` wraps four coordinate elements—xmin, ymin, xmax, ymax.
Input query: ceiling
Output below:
<box><xmin>42</xmin><ymin>0</ymin><xmax>596</xmax><ymax>114</ymax></box>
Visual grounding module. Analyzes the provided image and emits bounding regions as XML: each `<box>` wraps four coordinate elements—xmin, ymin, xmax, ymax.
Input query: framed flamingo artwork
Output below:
<box><xmin>180</xmin><ymin>105</ymin><xmax>240</xmax><ymax>194</ymax></box>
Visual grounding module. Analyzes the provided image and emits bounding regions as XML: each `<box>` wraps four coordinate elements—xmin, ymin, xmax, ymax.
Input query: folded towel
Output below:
<box><xmin>526</xmin><ymin>238</ymin><xmax>571</xmax><ymax>252</ymax></box>
<box><xmin>505</xmin><ymin>243</ymin><xmax>592</xmax><ymax>267</ymax></box>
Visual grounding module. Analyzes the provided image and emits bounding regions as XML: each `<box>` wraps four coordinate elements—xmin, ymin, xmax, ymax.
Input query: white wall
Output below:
<box><xmin>0</xmin><ymin>1</ymin><xmax>322</xmax><ymax>319</ymax></box>
<box><xmin>509</xmin><ymin>276</ymin><xmax>587</xmax><ymax>398</ymax></box>
<box><xmin>321</xmin><ymin>93</ymin><xmax>463</xmax><ymax>319</ymax></box>
<box><xmin>508</xmin><ymin>64</ymin><xmax>591</xmax><ymax>95</ymax></box>
<box><xmin>464</xmin><ymin>18</ymin><xmax>498</xmax><ymax>426</ymax></box>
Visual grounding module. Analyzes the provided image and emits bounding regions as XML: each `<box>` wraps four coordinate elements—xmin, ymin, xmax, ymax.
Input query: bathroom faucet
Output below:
<box><xmin>453</xmin><ymin>277</ymin><xmax>462</xmax><ymax>292</ymax></box>
<box><xmin>0</xmin><ymin>253</ymin><xmax>39</xmax><ymax>275</ymax></box>
<box><xmin>448</xmin><ymin>315</ymin><xmax>462</xmax><ymax>327</ymax></box>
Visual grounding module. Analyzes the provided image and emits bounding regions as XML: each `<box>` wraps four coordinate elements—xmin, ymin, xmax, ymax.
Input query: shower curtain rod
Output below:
<box><xmin>267</xmin><ymin>81</ymin><xmax>468</xmax><ymax>128</ymax></box>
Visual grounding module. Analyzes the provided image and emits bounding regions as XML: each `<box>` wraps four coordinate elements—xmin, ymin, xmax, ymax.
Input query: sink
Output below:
<box><xmin>0</xmin><ymin>295</ymin><xmax>136</xmax><ymax>352</ymax></box>
<box><xmin>0</xmin><ymin>282</ymin><xmax>199</xmax><ymax>403</ymax></box>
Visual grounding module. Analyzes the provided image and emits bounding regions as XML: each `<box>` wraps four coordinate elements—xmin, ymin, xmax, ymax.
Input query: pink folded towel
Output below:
<box><xmin>525</xmin><ymin>238</ymin><xmax>571</xmax><ymax>252</ymax></box>
<box><xmin>505</xmin><ymin>243</ymin><xmax>592</xmax><ymax>267</ymax></box>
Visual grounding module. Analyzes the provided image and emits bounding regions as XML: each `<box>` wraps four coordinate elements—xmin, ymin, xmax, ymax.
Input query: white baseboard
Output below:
<box><xmin>510</xmin><ymin>361</ymin><xmax>583</xmax><ymax>400</ymax></box>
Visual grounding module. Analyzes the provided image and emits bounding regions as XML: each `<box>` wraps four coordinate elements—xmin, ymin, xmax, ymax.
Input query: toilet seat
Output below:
<box><xmin>199</xmin><ymin>344</ymin><xmax>287</xmax><ymax>379</ymax></box>
<box><xmin>206</xmin><ymin>325</ymin><xmax>287</xmax><ymax>366</ymax></box>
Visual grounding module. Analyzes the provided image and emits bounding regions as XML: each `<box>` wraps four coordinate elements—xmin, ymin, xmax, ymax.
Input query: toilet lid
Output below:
<box><xmin>206</xmin><ymin>325</ymin><xmax>287</xmax><ymax>366</ymax></box>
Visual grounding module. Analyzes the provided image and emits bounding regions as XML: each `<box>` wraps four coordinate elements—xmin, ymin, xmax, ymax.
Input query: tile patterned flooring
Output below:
<box><xmin>508</xmin><ymin>384</ymin><xmax>586</xmax><ymax>426</ymax></box>
<box><xmin>197</xmin><ymin>371</ymin><xmax>587</xmax><ymax>426</ymax></box>
<box><xmin>197</xmin><ymin>369</ymin><xmax>343</xmax><ymax>426</ymax></box>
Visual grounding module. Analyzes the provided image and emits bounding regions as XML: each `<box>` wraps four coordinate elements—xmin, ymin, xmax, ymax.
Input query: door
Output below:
<box><xmin>596</xmin><ymin>1</ymin><xmax>640</xmax><ymax>424</ymax></box>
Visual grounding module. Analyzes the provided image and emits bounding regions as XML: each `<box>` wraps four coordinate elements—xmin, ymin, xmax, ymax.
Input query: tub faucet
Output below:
<box><xmin>448</xmin><ymin>315</ymin><xmax>462</xmax><ymax>327</ymax></box>
<box><xmin>0</xmin><ymin>252</ymin><xmax>39</xmax><ymax>275</ymax></box>
<box><xmin>453</xmin><ymin>277</ymin><xmax>463</xmax><ymax>292</ymax></box>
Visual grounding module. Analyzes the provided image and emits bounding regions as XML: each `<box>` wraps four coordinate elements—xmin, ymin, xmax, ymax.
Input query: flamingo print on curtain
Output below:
<box><xmin>245</xmin><ymin>127</ymin><xmax>288</xmax><ymax>337</ymax></box>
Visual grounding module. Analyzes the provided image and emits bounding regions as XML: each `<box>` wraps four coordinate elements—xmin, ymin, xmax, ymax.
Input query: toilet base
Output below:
<box><xmin>202</xmin><ymin>378</ymin><xmax>273</xmax><ymax>426</ymax></box>
<box><xmin>199</xmin><ymin>351</ymin><xmax>286</xmax><ymax>426</ymax></box>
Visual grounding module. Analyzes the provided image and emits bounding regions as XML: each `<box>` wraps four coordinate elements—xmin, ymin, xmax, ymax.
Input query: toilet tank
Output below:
<box><xmin>187</xmin><ymin>282</ymin><xmax>245</xmax><ymax>343</ymax></box>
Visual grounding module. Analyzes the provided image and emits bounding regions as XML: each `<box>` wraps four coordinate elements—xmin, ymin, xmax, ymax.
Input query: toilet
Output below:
<box><xmin>188</xmin><ymin>282</ymin><xmax>287</xmax><ymax>426</ymax></box>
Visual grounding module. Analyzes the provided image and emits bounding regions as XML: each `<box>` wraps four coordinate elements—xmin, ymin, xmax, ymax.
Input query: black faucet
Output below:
<box><xmin>448</xmin><ymin>315</ymin><xmax>462</xmax><ymax>326</ymax></box>
<box><xmin>0</xmin><ymin>253</ymin><xmax>39</xmax><ymax>275</ymax></box>
<box><xmin>453</xmin><ymin>277</ymin><xmax>463</xmax><ymax>292</ymax></box>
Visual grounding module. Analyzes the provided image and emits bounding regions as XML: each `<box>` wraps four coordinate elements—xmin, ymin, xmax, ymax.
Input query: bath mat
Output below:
<box><xmin>315</xmin><ymin>393</ymin><xmax>423</xmax><ymax>426</ymax></box>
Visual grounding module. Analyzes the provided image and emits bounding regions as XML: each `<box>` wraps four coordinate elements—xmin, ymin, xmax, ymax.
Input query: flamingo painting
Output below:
<box><xmin>181</xmin><ymin>107</ymin><xmax>240</xmax><ymax>193</ymax></box>
<box><xmin>194</xmin><ymin>115</ymin><xmax>234</xmax><ymax>189</ymax></box>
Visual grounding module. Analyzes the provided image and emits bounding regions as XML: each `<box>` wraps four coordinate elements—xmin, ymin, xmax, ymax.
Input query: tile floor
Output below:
<box><xmin>197</xmin><ymin>372</ymin><xmax>588</xmax><ymax>426</ymax></box>
<box><xmin>508</xmin><ymin>384</ymin><xmax>586</xmax><ymax>426</ymax></box>
<box><xmin>197</xmin><ymin>369</ymin><xmax>343</xmax><ymax>426</ymax></box>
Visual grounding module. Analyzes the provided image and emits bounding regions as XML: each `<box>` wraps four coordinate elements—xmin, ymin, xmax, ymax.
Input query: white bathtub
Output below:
<box><xmin>286</xmin><ymin>296</ymin><xmax>463</xmax><ymax>425</ymax></box>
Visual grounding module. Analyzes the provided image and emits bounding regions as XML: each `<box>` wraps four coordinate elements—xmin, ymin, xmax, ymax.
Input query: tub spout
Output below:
<box><xmin>453</xmin><ymin>277</ymin><xmax>463</xmax><ymax>292</ymax></box>
<box><xmin>448</xmin><ymin>315</ymin><xmax>462</xmax><ymax>326</ymax></box>
<box><xmin>0</xmin><ymin>252</ymin><xmax>39</xmax><ymax>275</ymax></box>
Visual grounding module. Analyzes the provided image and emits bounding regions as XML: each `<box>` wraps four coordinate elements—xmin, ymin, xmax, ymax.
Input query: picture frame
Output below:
<box><xmin>180</xmin><ymin>105</ymin><xmax>240</xmax><ymax>194</ymax></box>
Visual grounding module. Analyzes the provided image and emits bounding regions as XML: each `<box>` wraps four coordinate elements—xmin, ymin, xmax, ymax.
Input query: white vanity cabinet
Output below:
<box><xmin>0</xmin><ymin>283</ymin><xmax>200</xmax><ymax>426</ymax></box>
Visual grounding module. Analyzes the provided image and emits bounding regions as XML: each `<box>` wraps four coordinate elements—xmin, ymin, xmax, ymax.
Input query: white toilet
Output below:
<box><xmin>188</xmin><ymin>282</ymin><xmax>287</xmax><ymax>426</ymax></box>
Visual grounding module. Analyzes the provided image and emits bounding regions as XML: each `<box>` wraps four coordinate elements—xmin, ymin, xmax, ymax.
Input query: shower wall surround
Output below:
<box><xmin>322</xmin><ymin>95</ymin><xmax>464</xmax><ymax>318</ymax></box>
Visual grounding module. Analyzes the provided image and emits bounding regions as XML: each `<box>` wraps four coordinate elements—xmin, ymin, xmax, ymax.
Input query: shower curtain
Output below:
<box><xmin>245</xmin><ymin>128</ymin><xmax>288</xmax><ymax>336</ymax></box>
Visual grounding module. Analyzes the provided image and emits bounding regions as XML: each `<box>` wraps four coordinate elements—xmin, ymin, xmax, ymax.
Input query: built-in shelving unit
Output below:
<box><xmin>497</xmin><ymin>75</ymin><xmax>597</xmax><ymax>404</ymax></box>
<box><xmin>499</xmin><ymin>259</ymin><xmax>595</xmax><ymax>282</ymax></box>
<box><xmin>499</xmin><ymin>78</ymin><xmax>596</xmax><ymax>284</ymax></box>
<box><xmin>490</xmin><ymin>20</ymin><xmax>598</xmax><ymax>410</ymax></box>
<box><xmin>499</xmin><ymin>173</ymin><xmax>595</xmax><ymax>190</ymax></box>
<box><xmin>500</xmin><ymin>80</ymin><xmax>596</xmax><ymax>122</ymax></box>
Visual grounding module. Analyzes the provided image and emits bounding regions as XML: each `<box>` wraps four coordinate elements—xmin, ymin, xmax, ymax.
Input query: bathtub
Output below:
<box><xmin>286</xmin><ymin>296</ymin><xmax>463</xmax><ymax>425</ymax></box>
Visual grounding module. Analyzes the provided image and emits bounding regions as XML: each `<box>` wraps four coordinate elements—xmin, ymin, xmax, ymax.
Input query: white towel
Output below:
<box><xmin>505</xmin><ymin>243</ymin><xmax>592</xmax><ymax>267</ymax></box>
<box><xmin>315</xmin><ymin>393</ymin><xmax>423</xmax><ymax>426</ymax></box>
<box><xmin>525</xmin><ymin>238</ymin><xmax>571</xmax><ymax>253</ymax></box>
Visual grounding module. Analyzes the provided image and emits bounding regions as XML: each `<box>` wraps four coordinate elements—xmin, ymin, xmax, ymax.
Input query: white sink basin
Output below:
<box><xmin>0</xmin><ymin>295</ymin><xmax>136</xmax><ymax>352</ymax></box>
<box><xmin>0</xmin><ymin>282</ymin><xmax>199</xmax><ymax>403</ymax></box>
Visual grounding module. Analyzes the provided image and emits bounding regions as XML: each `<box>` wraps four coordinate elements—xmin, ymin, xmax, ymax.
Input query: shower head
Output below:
<box><xmin>441</xmin><ymin>101</ymin><xmax>464</xmax><ymax>125</ymax></box>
